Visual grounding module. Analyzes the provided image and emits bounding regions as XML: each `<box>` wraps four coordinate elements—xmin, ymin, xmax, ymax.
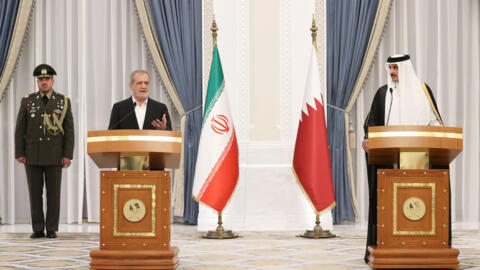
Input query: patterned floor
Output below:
<box><xmin>0</xmin><ymin>229</ymin><xmax>479</xmax><ymax>269</ymax></box>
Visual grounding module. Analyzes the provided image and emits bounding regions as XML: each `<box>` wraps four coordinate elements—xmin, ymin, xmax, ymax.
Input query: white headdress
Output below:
<box><xmin>384</xmin><ymin>54</ymin><xmax>435</xmax><ymax>125</ymax></box>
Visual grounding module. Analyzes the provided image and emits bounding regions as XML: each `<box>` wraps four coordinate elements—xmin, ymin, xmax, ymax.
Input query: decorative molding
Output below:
<box><xmin>236</xmin><ymin>0</ymin><xmax>250</xmax><ymax>144</ymax></box>
<box><xmin>279</xmin><ymin>0</ymin><xmax>293</xmax><ymax>142</ymax></box>
<box><xmin>315</xmin><ymin>0</ymin><xmax>327</xmax><ymax>108</ymax></box>
<box><xmin>202</xmin><ymin>0</ymin><xmax>213</xmax><ymax>105</ymax></box>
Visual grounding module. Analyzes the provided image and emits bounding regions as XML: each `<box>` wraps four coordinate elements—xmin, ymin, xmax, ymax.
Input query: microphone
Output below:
<box><xmin>109</xmin><ymin>102</ymin><xmax>136</xmax><ymax>129</ymax></box>
<box><xmin>386</xmin><ymin>88</ymin><xmax>393</xmax><ymax>126</ymax></box>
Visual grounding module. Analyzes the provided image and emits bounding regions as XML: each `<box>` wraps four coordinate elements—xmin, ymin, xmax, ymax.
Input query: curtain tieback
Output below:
<box><xmin>327</xmin><ymin>103</ymin><xmax>346</xmax><ymax>113</ymax></box>
<box><xmin>185</xmin><ymin>105</ymin><xmax>202</xmax><ymax>115</ymax></box>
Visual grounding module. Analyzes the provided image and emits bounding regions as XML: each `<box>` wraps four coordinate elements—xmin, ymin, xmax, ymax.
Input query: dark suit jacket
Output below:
<box><xmin>108</xmin><ymin>97</ymin><xmax>172</xmax><ymax>130</ymax></box>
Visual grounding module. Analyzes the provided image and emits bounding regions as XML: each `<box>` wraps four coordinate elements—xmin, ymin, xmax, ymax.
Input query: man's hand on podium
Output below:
<box><xmin>362</xmin><ymin>139</ymin><xmax>369</xmax><ymax>153</ymax></box>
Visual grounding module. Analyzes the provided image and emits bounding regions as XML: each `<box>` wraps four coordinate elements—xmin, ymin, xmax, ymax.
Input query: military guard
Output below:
<box><xmin>14</xmin><ymin>64</ymin><xmax>74</xmax><ymax>238</ymax></box>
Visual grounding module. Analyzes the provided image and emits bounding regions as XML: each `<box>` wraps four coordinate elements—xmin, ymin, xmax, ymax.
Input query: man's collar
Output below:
<box><xmin>39</xmin><ymin>90</ymin><xmax>53</xmax><ymax>99</ymax></box>
<box><xmin>132</xmin><ymin>96</ymin><xmax>148</xmax><ymax>106</ymax></box>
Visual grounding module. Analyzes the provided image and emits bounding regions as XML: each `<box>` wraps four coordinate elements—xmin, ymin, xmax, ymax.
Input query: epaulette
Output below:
<box><xmin>54</xmin><ymin>92</ymin><xmax>65</xmax><ymax>98</ymax></box>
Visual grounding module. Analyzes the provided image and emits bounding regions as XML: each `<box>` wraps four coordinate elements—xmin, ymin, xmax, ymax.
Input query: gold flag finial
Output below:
<box><xmin>211</xmin><ymin>15</ymin><xmax>218</xmax><ymax>45</ymax></box>
<box><xmin>310</xmin><ymin>14</ymin><xmax>317</xmax><ymax>44</ymax></box>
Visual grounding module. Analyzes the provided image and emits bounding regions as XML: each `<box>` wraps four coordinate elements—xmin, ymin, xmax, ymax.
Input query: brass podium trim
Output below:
<box><xmin>87</xmin><ymin>135</ymin><xmax>182</xmax><ymax>143</ymax></box>
<box><xmin>119</xmin><ymin>153</ymin><xmax>150</xmax><ymax>170</ymax></box>
<box><xmin>399</xmin><ymin>151</ymin><xmax>429</xmax><ymax>169</ymax></box>
<box><xmin>369</xmin><ymin>131</ymin><xmax>462</xmax><ymax>139</ymax></box>
<box><xmin>113</xmin><ymin>184</ymin><xmax>156</xmax><ymax>237</ymax></box>
<box><xmin>393</xmin><ymin>182</ymin><xmax>435</xmax><ymax>235</ymax></box>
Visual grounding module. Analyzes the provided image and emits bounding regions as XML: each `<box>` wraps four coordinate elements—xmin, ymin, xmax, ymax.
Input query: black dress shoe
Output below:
<box><xmin>46</xmin><ymin>231</ymin><xmax>57</xmax><ymax>238</ymax></box>
<box><xmin>30</xmin><ymin>231</ymin><xmax>45</xmax><ymax>238</ymax></box>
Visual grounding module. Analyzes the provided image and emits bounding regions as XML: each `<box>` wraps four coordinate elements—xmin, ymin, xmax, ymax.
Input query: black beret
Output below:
<box><xmin>33</xmin><ymin>64</ymin><xmax>57</xmax><ymax>78</ymax></box>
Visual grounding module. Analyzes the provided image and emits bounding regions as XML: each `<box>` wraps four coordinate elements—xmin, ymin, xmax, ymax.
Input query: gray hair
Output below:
<box><xmin>130</xmin><ymin>70</ymin><xmax>150</xmax><ymax>84</ymax></box>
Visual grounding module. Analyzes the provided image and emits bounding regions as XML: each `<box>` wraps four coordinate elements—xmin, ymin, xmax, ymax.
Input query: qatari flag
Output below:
<box><xmin>292</xmin><ymin>45</ymin><xmax>335</xmax><ymax>214</ymax></box>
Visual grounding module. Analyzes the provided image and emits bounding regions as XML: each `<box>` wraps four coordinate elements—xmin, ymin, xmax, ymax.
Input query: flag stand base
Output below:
<box><xmin>298</xmin><ymin>213</ymin><xmax>336</xmax><ymax>239</ymax></box>
<box><xmin>202</xmin><ymin>212</ymin><xmax>239</xmax><ymax>239</ymax></box>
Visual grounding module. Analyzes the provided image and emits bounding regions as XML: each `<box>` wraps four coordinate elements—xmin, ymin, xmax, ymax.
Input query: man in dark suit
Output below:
<box><xmin>15</xmin><ymin>64</ymin><xmax>74</xmax><ymax>239</ymax></box>
<box><xmin>108</xmin><ymin>70</ymin><xmax>171</xmax><ymax>130</ymax></box>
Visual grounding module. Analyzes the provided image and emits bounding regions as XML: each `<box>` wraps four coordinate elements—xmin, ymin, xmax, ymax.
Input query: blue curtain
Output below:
<box><xmin>148</xmin><ymin>0</ymin><xmax>202</xmax><ymax>224</ymax></box>
<box><xmin>327</xmin><ymin>0</ymin><xmax>378</xmax><ymax>223</ymax></box>
<box><xmin>0</xmin><ymin>0</ymin><xmax>20</xmax><ymax>76</ymax></box>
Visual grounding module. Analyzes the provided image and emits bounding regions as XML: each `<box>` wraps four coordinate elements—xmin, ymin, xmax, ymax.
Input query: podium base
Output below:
<box><xmin>90</xmin><ymin>247</ymin><xmax>179</xmax><ymax>269</ymax></box>
<box><xmin>367</xmin><ymin>246</ymin><xmax>459</xmax><ymax>269</ymax></box>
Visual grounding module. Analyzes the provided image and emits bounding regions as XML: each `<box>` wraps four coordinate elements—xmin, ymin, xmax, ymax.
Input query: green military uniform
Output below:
<box><xmin>14</xmin><ymin>64</ymin><xmax>74</xmax><ymax>237</ymax></box>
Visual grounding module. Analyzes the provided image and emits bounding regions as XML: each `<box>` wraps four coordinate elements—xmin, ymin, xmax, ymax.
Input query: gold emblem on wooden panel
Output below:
<box><xmin>113</xmin><ymin>184</ymin><xmax>156</xmax><ymax>237</ymax></box>
<box><xmin>393</xmin><ymin>182</ymin><xmax>435</xmax><ymax>235</ymax></box>
<box><xmin>403</xmin><ymin>197</ymin><xmax>426</xmax><ymax>221</ymax></box>
<box><xmin>123</xmin><ymin>199</ymin><xmax>146</xmax><ymax>222</ymax></box>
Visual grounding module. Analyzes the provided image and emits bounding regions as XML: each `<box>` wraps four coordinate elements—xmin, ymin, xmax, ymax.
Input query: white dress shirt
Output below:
<box><xmin>133</xmin><ymin>96</ymin><xmax>148</xmax><ymax>129</ymax></box>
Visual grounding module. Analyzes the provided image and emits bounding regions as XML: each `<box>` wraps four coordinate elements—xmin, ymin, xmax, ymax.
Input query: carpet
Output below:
<box><xmin>0</xmin><ymin>230</ymin><xmax>479</xmax><ymax>269</ymax></box>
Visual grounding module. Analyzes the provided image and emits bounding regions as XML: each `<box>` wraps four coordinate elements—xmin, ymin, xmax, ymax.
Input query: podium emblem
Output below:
<box><xmin>123</xmin><ymin>198</ymin><xmax>146</xmax><ymax>222</ymax></box>
<box><xmin>403</xmin><ymin>197</ymin><xmax>426</xmax><ymax>221</ymax></box>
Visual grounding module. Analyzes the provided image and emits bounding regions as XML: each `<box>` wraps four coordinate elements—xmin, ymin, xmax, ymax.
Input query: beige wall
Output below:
<box><xmin>200</xmin><ymin>0</ymin><xmax>333</xmax><ymax>231</ymax></box>
<box><xmin>249</xmin><ymin>0</ymin><xmax>281</xmax><ymax>141</ymax></box>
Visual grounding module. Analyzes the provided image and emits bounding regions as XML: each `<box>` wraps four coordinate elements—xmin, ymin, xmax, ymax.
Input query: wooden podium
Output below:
<box><xmin>87</xmin><ymin>130</ymin><xmax>182</xmax><ymax>269</ymax></box>
<box><xmin>367</xmin><ymin>126</ymin><xmax>462</xmax><ymax>269</ymax></box>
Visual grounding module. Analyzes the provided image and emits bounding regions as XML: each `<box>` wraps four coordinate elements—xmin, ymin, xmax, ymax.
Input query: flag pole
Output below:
<box><xmin>202</xmin><ymin>18</ymin><xmax>238</xmax><ymax>239</ymax></box>
<box><xmin>203</xmin><ymin>211</ymin><xmax>238</xmax><ymax>239</ymax></box>
<box><xmin>311</xmin><ymin>14</ymin><xmax>317</xmax><ymax>47</ymax></box>
<box><xmin>299</xmin><ymin>212</ymin><xmax>335</xmax><ymax>239</ymax></box>
<box><xmin>299</xmin><ymin>15</ymin><xmax>335</xmax><ymax>239</ymax></box>
<box><xmin>211</xmin><ymin>15</ymin><xmax>218</xmax><ymax>46</ymax></box>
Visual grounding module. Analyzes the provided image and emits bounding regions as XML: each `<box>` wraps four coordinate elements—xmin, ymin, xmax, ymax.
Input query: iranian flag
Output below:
<box><xmin>293</xmin><ymin>45</ymin><xmax>335</xmax><ymax>214</ymax></box>
<box><xmin>193</xmin><ymin>44</ymin><xmax>239</xmax><ymax>212</ymax></box>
